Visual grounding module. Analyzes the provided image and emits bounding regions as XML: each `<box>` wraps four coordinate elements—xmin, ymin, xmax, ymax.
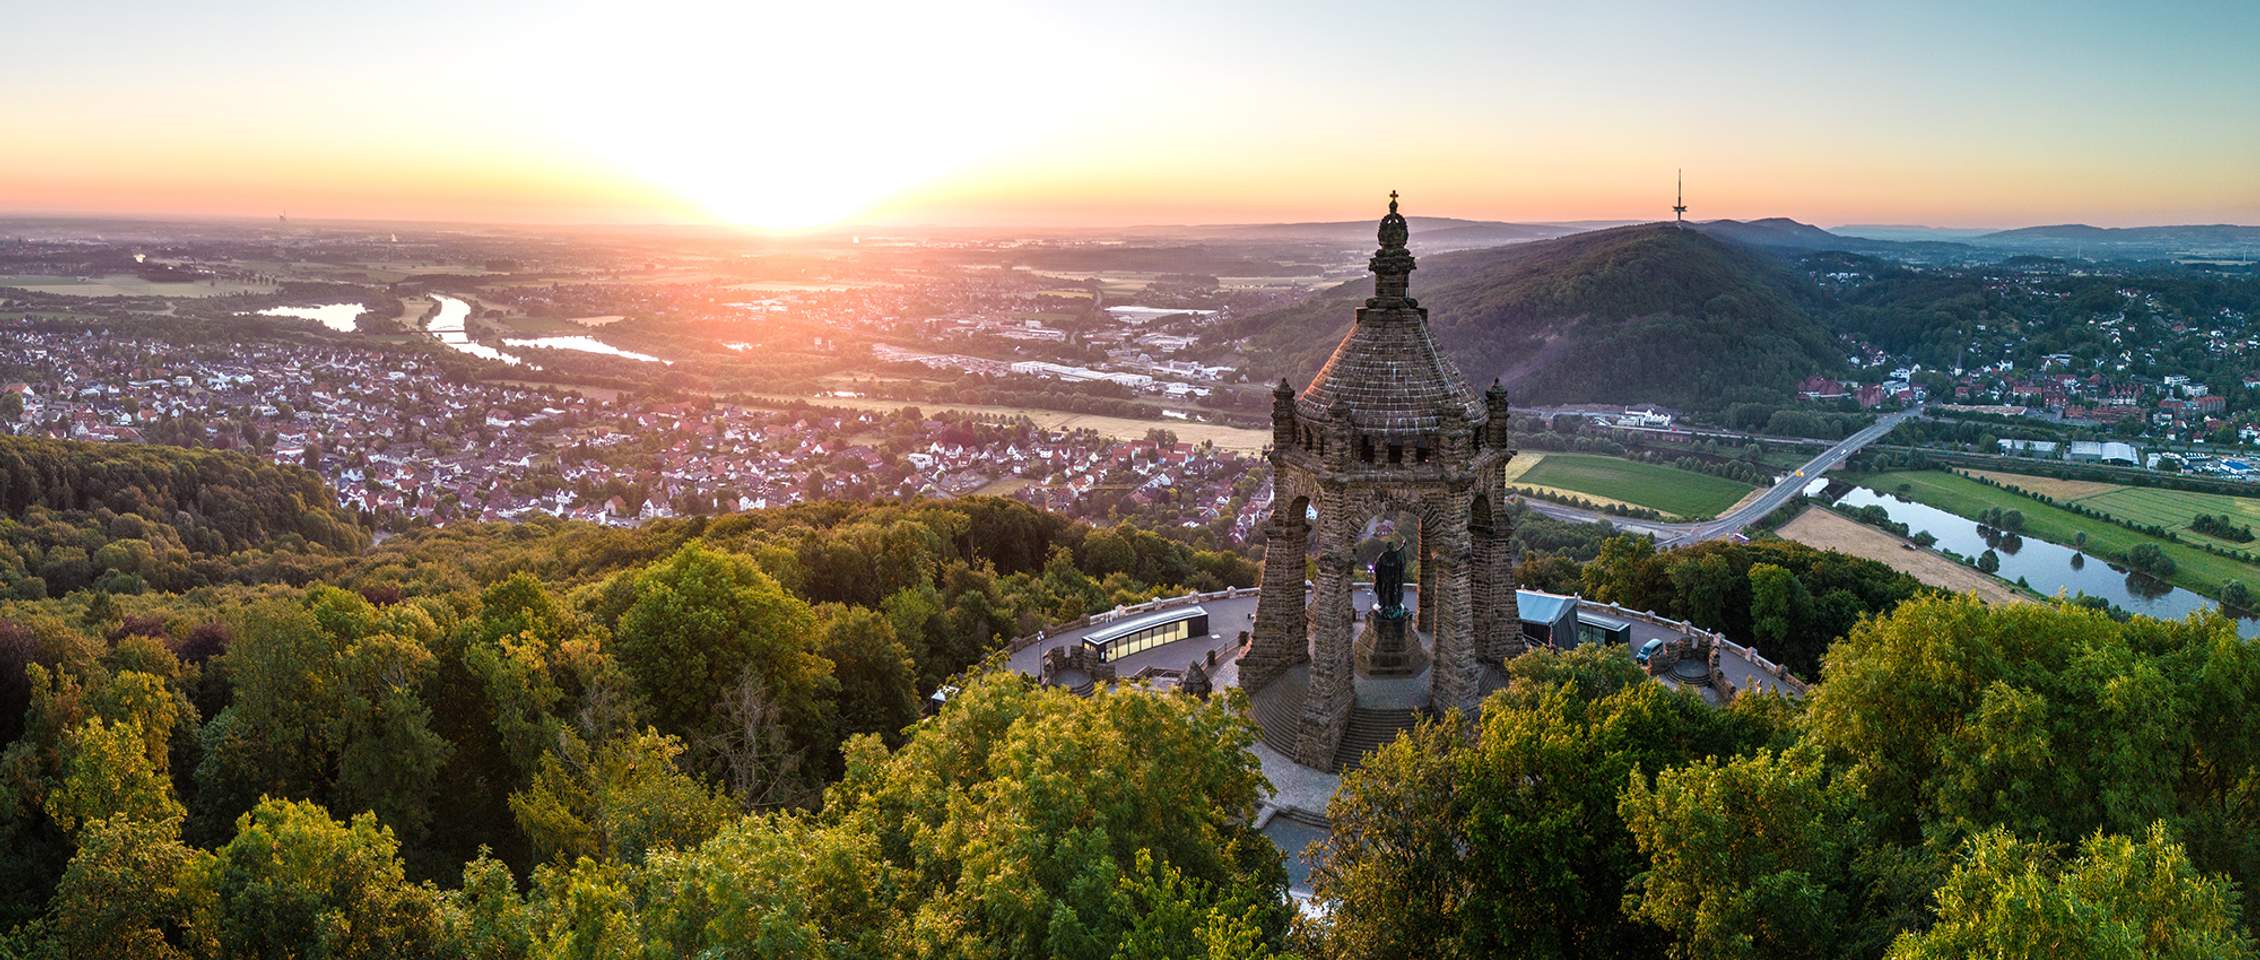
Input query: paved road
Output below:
<box><xmin>1523</xmin><ymin>405</ymin><xmax>1923</xmax><ymax>546</ymax></box>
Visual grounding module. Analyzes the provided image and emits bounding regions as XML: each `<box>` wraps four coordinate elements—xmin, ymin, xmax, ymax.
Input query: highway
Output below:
<box><xmin>1521</xmin><ymin>405</ymin><xmax>1923</xmax><ymax>546</ymax></box>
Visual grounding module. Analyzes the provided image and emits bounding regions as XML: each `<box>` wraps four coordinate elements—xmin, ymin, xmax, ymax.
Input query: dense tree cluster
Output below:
<box><xmin>0</xmin><ymin>436</ymin><xmax>365</xmax><ymax>597</ymax></box>
<box><xmin>1577</xmin><ymin>535</ymin><xmax>1923</xmax><ymax>679</ymax></box>
<box><xmin>2194</xmin><ymin>512</ymin><xmax>2256</xmax><ymax>543</ymax></box>
<box><xmin>0</xmin><ymin>494</ymin><xmax>1275</xmax><ymax>957</ymax></box>
<box><xmin>3</xmin><ymin>431</ymin><xmax>2258</xmax><ymax>957</ymax></box>
<box><xmin>1718</xmin><ymin>402</ymin><xmax>1876</xmax><ymax>442</ymax></box>
<box><xmin>1311</xmin><ymin>596</ymin><xmax>2260</xmax><ymax>959</ymax></box>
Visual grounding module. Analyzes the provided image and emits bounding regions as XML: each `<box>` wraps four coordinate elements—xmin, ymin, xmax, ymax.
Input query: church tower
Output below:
<box><xmin>1241</xmin><ymin>193</ymin><xmax>1520</xmax><ymax>770</ymax></box>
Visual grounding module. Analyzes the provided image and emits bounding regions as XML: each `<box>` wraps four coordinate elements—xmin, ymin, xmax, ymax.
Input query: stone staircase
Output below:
<box><xmin>1052</xmin><ymin>668</ymin><xmax>1097</xmax><ymax>697</ymax></box>
<box><xmin>1248</xmin><ymin>668</ymin><xmax>1309</xmax><ymax>757</ymax></box>
<box><xmin>1332</xmin><ymin>706</ymin><xmax>1425</xmax><ymax>772</ymax></box>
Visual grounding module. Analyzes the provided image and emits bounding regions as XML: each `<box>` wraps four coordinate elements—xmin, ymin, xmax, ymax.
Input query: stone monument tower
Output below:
<box><xmin>1240</xmin><ymin>193</ymin><xmax>1521</xmax><ymax>770</ymax></box>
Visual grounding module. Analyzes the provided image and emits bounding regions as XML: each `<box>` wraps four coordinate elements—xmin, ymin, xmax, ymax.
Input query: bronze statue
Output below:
<box><xmin>1373</xmin><ymin>540</ymin><xmax>1407</xmax><ymax>618</ymax></box>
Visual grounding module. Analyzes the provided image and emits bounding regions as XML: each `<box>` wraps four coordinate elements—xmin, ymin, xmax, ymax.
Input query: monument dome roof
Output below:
<box><xmin>1295</xmin><ymin>193</ymin><xmax>1484</xmax><ymax>436</ymax></box>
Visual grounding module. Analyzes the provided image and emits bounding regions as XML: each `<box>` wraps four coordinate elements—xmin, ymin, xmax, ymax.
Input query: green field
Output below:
<box><xmin>0</xmin><ymin>274</ymin><xmax>276</xmax><ymax>298</ymax></box>
<box><xmin>2079</xmin><ymin>486</ymin><xmax>2260</xmax><ymax>548</ymax></box>
<box><xmin>1511</xmin><ymin>453</ymin><xmax>1753</xmax><ymax>520</ymax></box>
<box><xmin>1861</xmin><ymin>469</ymin><xmax>2260</xmax><ymax>599</ymax></box>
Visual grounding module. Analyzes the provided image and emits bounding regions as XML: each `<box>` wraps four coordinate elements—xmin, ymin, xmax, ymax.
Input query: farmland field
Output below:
<box><xmin>1509</xmin><ymin>453</ymin><xmax>1753</xmax><ymax>520</ymax></box>
<box><xmin>1964</xmin><ymin>469</ymin><xmax>2124</xmax><ymax>501</ymax></box>
<box><xmin>1962</xmin><ymin>468</ymin><xmax>2260</xmax><ymax>549</ymax></box>
<box><xmin>2081</xmin><ymin>486</ymin><xmax>2260</xmax><ymax>546</ymax></box>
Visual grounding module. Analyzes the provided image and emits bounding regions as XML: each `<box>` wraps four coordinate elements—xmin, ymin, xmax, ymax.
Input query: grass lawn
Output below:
<box><xmin>1860</xmin><ymin>469</ymin><xmax>2260</xmax><ymax>599</ymax></box>
<box><xmin>1511</xmin><ymin>453</ymin><xmax>1753</xmax><ymax>520</ymax></box>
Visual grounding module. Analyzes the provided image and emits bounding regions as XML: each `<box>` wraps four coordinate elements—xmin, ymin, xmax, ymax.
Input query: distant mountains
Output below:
<box><xmin>1172</xmin><ymin>213</ymin><xmax>2260</xmax><ymax>261</ymax></box>
<box><xmin>1128</xmin><ymin>217</ymin><xmax>1636</xmax><ymax>251</ymax></box>
<box><xmin>1673</xmin><ymin>218</ymin><xmax>2260</xmax><ymax>260</ymax></box>
<box><xmin>1228</xmin><ymin>224</ymin><xmax>1843</xmax><ymax>409</ymax></box>
<box><xmin>1968</xmin><ymin>223</ymin><xmax>2260</xmax><ymax>258</ymax></box>
<box><xmin>1829</xmin><ymin>224</ymin><xmax>2000</xmax><ymax>242</ymax></box>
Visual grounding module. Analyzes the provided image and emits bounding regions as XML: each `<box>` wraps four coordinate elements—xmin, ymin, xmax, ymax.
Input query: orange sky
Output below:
<box><xmin>6</xmin><ymin>1</ymin><xmax>2257</xmax><ymax>231</ymax></box>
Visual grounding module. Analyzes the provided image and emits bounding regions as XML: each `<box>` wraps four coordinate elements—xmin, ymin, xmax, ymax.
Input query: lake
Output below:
<box><xmin>502</xmin><ymin>335</ymin><xmax>668</xmax><ymax>364</ymax></box>
<box><xmin>1836</xmin><ymin>485</ymin><xmax>2260</xmax><ymax>637</ymax></box>
<box><xmin>254</xmin><ymin>302</ymin><xmax>363</xmax><ymax>333</ymax></box>
<box><xmin>425</xmin><ymin>294</ymin><xmax>523</xmax><ymax>366</ymax></box>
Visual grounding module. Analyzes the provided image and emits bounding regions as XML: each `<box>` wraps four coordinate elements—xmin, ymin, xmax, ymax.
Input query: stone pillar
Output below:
<box><xmin>1469</xmin><ymin>516</ymin><xmax>1497</xmax><ymax>664</ymax></box>
<box><xmin>1416</xmin><ymin>530</ymin><xmax>1436</xmax><ymax>633</ymax></box>
<box><xmin>1470</xmin><ymin>491</ymin><xmax>1522</xmax><ymax>664</ymax></box>
<box><xmin>1271</xmin><ymin>380</ymin><xmax>1298</xmax><ymax>451</ymax></box>
<box><xmin>1426</xmin><ymin>504</ymin><xmax>1479</xmax><ymax>714</ymax></box>
<box><xmin>1294</xmin><ymin>498</ymin><xmax>1357</xmax><ymax>768</ymax></box>
<box><xmin>1241</xmin><ymin>502</ymin><xmax>1310</xmax><ymax>691</ymax></box>
<box><xmin>1490</xmin><ymin>502</ymin><xmax>1522</xmax><ymax>661</ymax></box>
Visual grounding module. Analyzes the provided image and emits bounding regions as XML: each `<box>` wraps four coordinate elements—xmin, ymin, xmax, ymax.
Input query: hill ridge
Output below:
<box><xmin>1227</xmin><ymin>223</ymin><xmax>1844</xmax><ymax>409</ymax></box>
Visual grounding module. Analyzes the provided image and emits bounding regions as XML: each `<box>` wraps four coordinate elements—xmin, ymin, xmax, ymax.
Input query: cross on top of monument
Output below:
<box><xmin>1388</xmin><ymin>189</ymin><xmax>1398</xmax><ymax>213</ymax></box>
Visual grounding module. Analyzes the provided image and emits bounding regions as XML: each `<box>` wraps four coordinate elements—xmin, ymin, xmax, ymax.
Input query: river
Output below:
<box><xmin>425</xmin><ymin>294</ymin><xmax>522</xmax><ymax>366</ymax></box>
<box><xmin>1835</xmin><ymin>485</ymin><xmax>2260</xmax><ymax>637</ymax></box>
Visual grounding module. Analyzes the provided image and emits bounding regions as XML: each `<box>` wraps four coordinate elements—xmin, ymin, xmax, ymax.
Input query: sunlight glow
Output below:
<box><xmin>526</xmin><ymin>2</ymin><xmax>1073</xmax><ymax>230</ymax></box>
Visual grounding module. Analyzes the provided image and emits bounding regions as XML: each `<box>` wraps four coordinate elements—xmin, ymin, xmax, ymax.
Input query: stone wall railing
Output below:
<box><xmin>1567</xmin><ymin>597</ymin><xmax>1811</xmax><ymax>698</ymax></box>
<box><xmin>1009</xmin><ymin>584</ymin><xmax>1812</xmax><ymax>700</ymax></box>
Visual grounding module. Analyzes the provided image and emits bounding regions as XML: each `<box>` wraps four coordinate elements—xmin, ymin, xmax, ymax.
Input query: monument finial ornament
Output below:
<box><xmin>1369</xmin><ymin>192</ymin><xmax>1416</xmax><ymax>304</ymax></box>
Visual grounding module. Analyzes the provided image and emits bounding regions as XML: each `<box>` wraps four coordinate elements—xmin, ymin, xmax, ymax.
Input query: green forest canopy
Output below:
<box><xmin>0</xmin><ymin>435</ymin><xmax>366</xmax><ymax>598</ymax></box>
<box><xmin>0</xmin><ymin>436</ymin><xmax>2255</xmax><ymax>956</ymax></box>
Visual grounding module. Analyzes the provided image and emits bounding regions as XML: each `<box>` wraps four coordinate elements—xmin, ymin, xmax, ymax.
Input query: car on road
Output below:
<box><xmin>1635</xmin><ymin>637</ymin><xmax>1667</xmax><ymax>665</ymax></box>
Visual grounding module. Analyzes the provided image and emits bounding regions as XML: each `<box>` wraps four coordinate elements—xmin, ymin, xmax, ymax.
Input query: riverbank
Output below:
<box><xmin>1855</xmin><ymin>469</ymin><xmax>2260</xmax><ymax>602</ymax></box>
<box><xmin>1778</xmin><ymin>506</ymin><xmax>2029</xmax><ymax>606</ymax></box>
<box><xmin>732</xmin><ymin>392</ymin><xmax>1272</xmax><ymax>454</ymax></box>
